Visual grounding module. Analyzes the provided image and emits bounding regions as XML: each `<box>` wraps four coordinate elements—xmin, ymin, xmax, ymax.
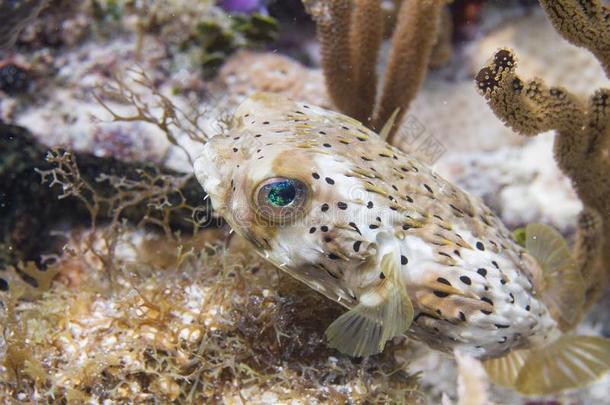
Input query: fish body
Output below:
<box><xmin>195</xmin><ymin>93</ymin><xmax>610</xmax><ymax>395</ymax></box>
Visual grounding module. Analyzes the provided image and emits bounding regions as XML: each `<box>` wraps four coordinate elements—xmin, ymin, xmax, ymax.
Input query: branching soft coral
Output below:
<box><xmin>475</xmin><ymin>0</ymin><xmax>610</xmax><ymax>317</ymax></box>
<box><xmin>304</xmin><ymin>0</ymin><xmax>449</xmax><ymax>144</ymax></box>
<box><xmin>539</xmin><ymin>0</ymin><xmax>610</xmax><ymax>77</ymax></box>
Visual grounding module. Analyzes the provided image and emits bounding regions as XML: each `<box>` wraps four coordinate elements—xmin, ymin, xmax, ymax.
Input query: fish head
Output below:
<box><xmin>194</xmin><ymin>93</ymin><xmax>394</xmax><ymax>304</ymax></box>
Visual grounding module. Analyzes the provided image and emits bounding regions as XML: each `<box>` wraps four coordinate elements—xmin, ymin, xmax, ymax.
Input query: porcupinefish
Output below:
<box><xmin>194</xmin><ymin>93</ymin><xmax>610</xmax><ymax>396</ymax></box>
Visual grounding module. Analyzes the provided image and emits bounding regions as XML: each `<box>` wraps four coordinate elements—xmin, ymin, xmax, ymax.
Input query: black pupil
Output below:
<box><xmin>267</xmin><ymin>181</ymin><xmax>296</xmax><ymax>207</ymax></box>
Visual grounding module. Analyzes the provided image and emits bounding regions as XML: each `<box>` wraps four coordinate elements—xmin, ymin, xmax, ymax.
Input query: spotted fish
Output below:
<box><xmin>194</xmin><ymin>93</ymin><xmax>610</xmax><ymax>396</ymax></box>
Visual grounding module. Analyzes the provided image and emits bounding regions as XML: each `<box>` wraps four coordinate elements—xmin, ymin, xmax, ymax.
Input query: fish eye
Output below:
<box><xmin>255</xmin><ymin>177</ymin><xmax>308</xmax><ymax>222</ymax></box>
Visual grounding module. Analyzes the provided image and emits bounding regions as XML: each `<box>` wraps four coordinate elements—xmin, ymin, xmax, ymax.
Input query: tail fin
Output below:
<box><xmin>526</xmin><ymin>224</ymin><xmax>586</xmax><ymax>330</ymax></box>
<box><xmin>484</xmin><ymin>335</ymin><xmax>610</xmax><ymax>396</ymax></box>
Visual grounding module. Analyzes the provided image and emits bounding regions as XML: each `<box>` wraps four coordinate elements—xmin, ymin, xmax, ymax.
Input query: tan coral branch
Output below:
<box><xmin>305</xmin><ymin>0</ymin><xmax>355</xmax><ymax>116</ymax></box>
<box><xmin>305</xmin><ymin>0</ymin><xmax>450</xmax><ymax>149</ymax></box>
<box><xmin>539</xmin><ymin>0</ymin><xmax>610</xmax><ymax>77</ymax></box>
<box><xmin>372</xmin><ymin>0</ymin><xmax>444</xmax><ymax>140</ymax></box>
<box><xmin>476</xmin><ymin>49</ymin><xmax>610</xmax><ymax>312</ymax></box>
<box><xmin>348</xmin><ymin>0</ymin><xmax>383</xmax><ymax>124</ymax></box>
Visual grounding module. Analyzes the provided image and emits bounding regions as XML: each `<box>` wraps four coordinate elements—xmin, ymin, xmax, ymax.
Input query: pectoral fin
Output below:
<box><xmin>484</xmin><ymin>335</ymin><xmax>610</xmax><ymax>396</ymax></box>
<box><xmin>482</xmin><ymin>349</ymin><xmax>531</xmax><ymax>389</ymax></box>
<box><xmin>325</xmin><ymin>237</ymin><xmax>413</xmax><ymax>357</ymax></box>
<box><xmin>526</xmin><ymin>223</ymin><xmax>585</xmax><ymax>328</ymax></box>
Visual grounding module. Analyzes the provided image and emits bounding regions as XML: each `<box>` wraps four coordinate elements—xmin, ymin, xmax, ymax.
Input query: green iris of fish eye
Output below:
<box><xmin>266</xmin><ymin>180</ymin><xmax>297</xmax><ymax>207</ymax></box>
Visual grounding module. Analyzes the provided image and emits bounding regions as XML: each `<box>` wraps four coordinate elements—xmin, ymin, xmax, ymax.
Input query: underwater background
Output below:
<box><xmin>1</xmin><ymin>0</ymin><xmax>609</xmax><ymax>403</ymax></box>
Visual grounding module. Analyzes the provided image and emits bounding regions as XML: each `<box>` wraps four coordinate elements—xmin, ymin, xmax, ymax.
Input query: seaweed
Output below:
<box><xmin>0</xmin><ymin>121</ymin><xmax>214</xmax><ymax>288</ymax></box>
<box><xmin>0</xmin><ymin>230</ymin><xmax>424</xmax><ymax>403</ymax></box>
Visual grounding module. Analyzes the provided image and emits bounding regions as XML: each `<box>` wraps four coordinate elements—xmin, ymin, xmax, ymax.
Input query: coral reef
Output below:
<box><xmin>304</xmin><ymin>0</ymin><xmax>447</xmax><ymax>142</ymax></box>
<box><xmin>212</xmin><ymin>50</ymin><xmax>330</xmax><ymax>109</ymax></box>
<box><xmin>476</xmin><ymin>0</ymin><xmax>610</xmax><ymax>318</ymax></box>
<box><xmin>1</xmin><ymin>1</ymin><xmax>609</xmax><ymax>403</ymax></box>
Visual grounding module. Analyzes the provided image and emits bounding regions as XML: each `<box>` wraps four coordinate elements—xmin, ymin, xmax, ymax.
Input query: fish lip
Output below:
<box><xmin>193</xmin><ymin>142</ymin><xmax>227</xmax><ymax>211</ymax></box>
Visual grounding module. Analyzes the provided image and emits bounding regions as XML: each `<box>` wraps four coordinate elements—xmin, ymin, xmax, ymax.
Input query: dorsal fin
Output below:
<box><xmin>379</xmin><ymin>108</ymin><xmax>400</xmax><ymax>141</ymax></box>
<box><xmin>525</xmin><ymin>223</ymin><xmax>585</xmax><ymax>329</ymax></box>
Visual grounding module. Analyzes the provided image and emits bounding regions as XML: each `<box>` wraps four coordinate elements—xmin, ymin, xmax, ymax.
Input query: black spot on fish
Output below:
<box><xmin>337</xmin><ymin>202</ymin><xmax>348</xmax><ymax>210</ymax></box>
<box><xmin>477</xmin><ymin>268</ymin><xmax>487</xmax><ymax>277</ymax></box>
<box><xmin>309</xmin><ymin>227</ymin><xmax>316</xmax><ymax>234</ymax></box>
<box><xmin>353</xmin><ymin>241</ymin><xmax>362</xmax><ymax>252</ymax></box>
<box><xmin>424</xmin><ymin>184</ymin><xmax>433</xmax><ymax>194</ymax></box>
<box><xmin>369</xmin><ymin>224</ymin><xmax>379</xmax><ymax>229</ymax></box>
<box><xmin>405</xmin><ymin>196</ymin><xmax>414</xmax><ymax>203</ymax></box>
<box><xmin>437</xmin><ymin>277</ymin><xmax>451</xmax><ymax>285</ymax></box>
<box><xmin>233</xmin><ymin>147</ymin><xmax>238</xmax><ymax>152</ymax></box>
<box><xmin>367</xmin><ymin>201</ymin><xmax>374</xmax><ymax>209</ymax></box>
<box><xmin>312</xmin><ymin>172</ymin><xmax>320</xmax><ymax>179</ymax></box>
<box><xmin>495</xmin><ymin>324</ymin><xmax>510</xmax><ymax>329</ymax></box>
<box><xmin>361</xmin><ymin>156</ymin><xmax>373</xmax><ymax>162</ymax></box>
<box><xmin>433</xmin><ymin>291</ymin><xmax>449</xmax><ymax>298</ymax></box>
<box><xmin>321</xmin><ymin>226</ymin><xmax>329</xmax><ymax>232</ymax></box>
<box><xmin>263</xmin><ymin>121</ymin><xmax>270</xmax><ymax>125</ymax></box>
<box><xmin>319</xmin><ymin>130</ymin><xmax>327</xmax><ymax>135</ymax></box>
<box><xmin>0</xmin><ymin>278</ymin><xmax>8</xmax><ymax>291</ymax></box>
<box><xmin>525</xmin><ymin>305</ymin><xmax>531</xmax><ymax>311</ymax></box>
<box><xmin>492</xmin><ymin>261</ymin><xmax>499</xmax><ymax>269</ymax></box>
<box><xmin>328</xmin><ymin>253</ymin><xmax>340</xmax><ymax>260</ymax></box>
<box><xmin>481</xmin><ymin>297</ymin><xmax>493</xmax><ymax>306</ymax></box>
<box><xmin>481</xmin><ymin>310</ymin><xmax>492</xmax><ymax>315</ymax></box>
<box><xmin>321</xmin><ymin>203</ymin><xmax>329</xmax><ymax>212</ymax></box>
<box><xmin>500</xmin><ymin>279</ymin><xmax>507</xmax><ymax>285</ymax></box>
<box><xmin>325</xmin><ymin>177</ymin><xmax>335</xmax><ymax>185</ymax></box>
<box><xmin>379</xmin><ymin>272</ymin><xmax>385</xmax><ymax>279</ymax></box>
<box><xmin>325</xmin><ymin>268</ymin><xmax>339</xmax><ymax>279</ymax></box>
<box><xmin>401</xmin><ymin>256</ymin><xmax>408</xmax><ymax>265</ymax></box>
<box><xmin>323</xmin><ymin>143</ymin><xmax>332</xmax><ymax>148</ymax></box>
<box><xmin>460</xmin><ymin>276</ymin><xmax>471</xmax><ymax>285</ymax></box>
<box><xmin>509</xmin><ymin>293</ymin><xmax>515</xmax><ymax>303</ymax></box>
<box><xmin>459</xmin><ymin>312</ymin><xmax>466</xmax><ymax>322</ymax></box>
<box><xmin>255</xmin><ymin>134</ymin><xmax>262</xmax><ymax>137</ymax></box>
<box><xmin>324</xmin><ymin>237</ymin><xmax>332</xmax><ymax>243</ymax></box>
<box><xmin>476</xmin><ymin>242</ymin><xmax>485</xmax><ymax>251</ymax></box>
<box><xmin>348</xmin><ymin>222</ymin><xmax>361</xmax><ymax>235</ymax></box>
<box><xmin>402</xmin><ymin>224</ymin><xmax>411</xmax><ymax>231</ymax></box>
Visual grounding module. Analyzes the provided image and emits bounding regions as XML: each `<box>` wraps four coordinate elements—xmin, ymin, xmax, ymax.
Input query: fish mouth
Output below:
<box><xmin>193</xmin><ymin>141</ymin><xmax>228</xmax><ymax>211</ymax></box>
